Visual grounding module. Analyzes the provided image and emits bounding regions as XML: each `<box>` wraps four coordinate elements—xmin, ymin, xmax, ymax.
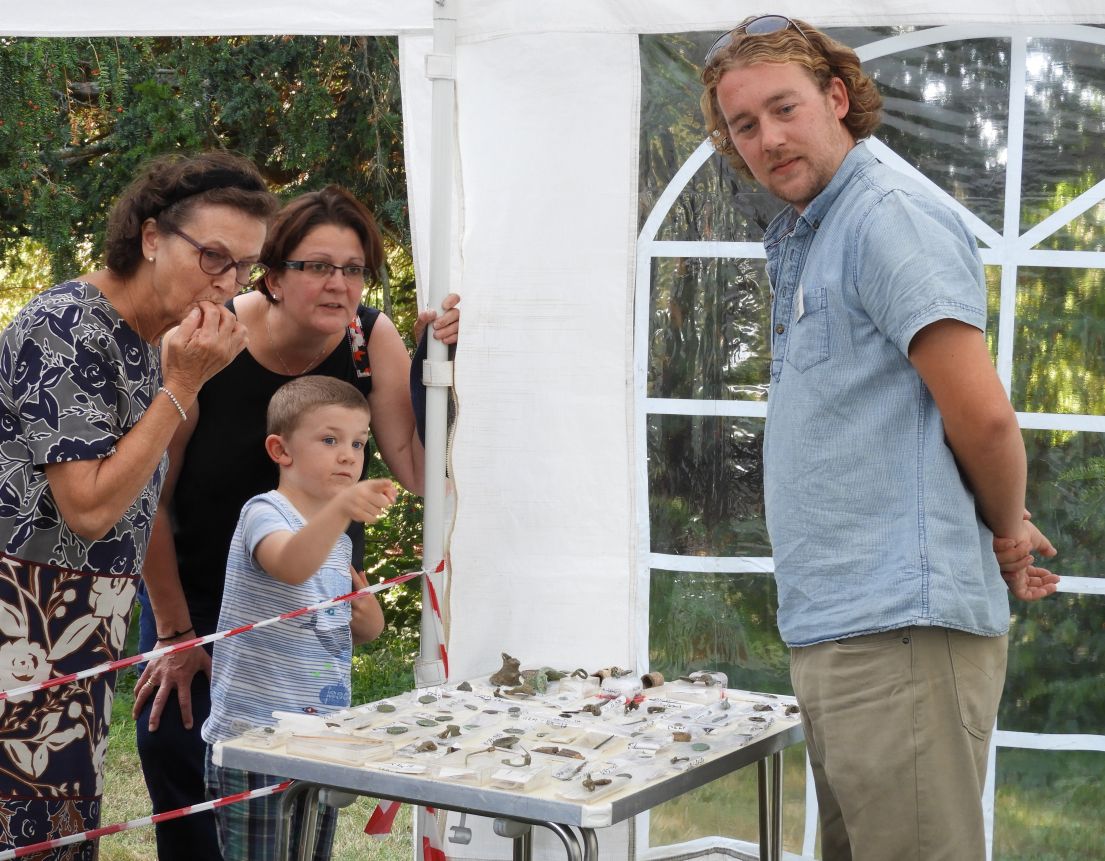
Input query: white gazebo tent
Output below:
<box><xmin>5</xmin><ymin>3</ymin><xmax>1105</xmax><ymax>859</ymax></box>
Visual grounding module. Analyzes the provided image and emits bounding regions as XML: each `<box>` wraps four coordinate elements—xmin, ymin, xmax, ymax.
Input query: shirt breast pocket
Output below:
<box><xmin>784</xmin><ymin>284</ymin><xmax>830</xmax><ymax>372</ymax></box>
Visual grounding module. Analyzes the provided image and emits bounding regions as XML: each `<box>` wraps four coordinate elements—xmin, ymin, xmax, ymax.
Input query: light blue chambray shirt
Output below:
<box><xmin>762</xmin><ymin>143</ymin><xmax>1010</xmax><ymax>647</ymax></box>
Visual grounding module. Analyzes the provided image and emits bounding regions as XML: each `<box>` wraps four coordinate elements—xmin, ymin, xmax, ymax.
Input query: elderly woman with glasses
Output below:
<box><xmin>131</xmin><ymin>184</ymin><xmax>459</xmax><ymax>860</ymax></box>
<box><xmin>0</xmin><ymin>151</ymin><xmax>278</xmax><ymax>858</ymax></box>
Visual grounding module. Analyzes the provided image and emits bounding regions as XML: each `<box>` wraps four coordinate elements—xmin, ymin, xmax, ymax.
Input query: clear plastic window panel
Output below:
<box><xmin>648</xmin><ymin>569</ymin><xmax>790</xmax><ymax>693</ymax></box>
<box><xmin>639</xmin><ymin>33</ymin><xmax>796</xmax><ymax>243</ymax></box>
<box><xmin>1012</xmin><ymin>267</ymin><xmax>1105</xmax><ymax>415</ymax></box>
<box><xmin>986</xmin><ymin>264</ymin><xmax>1002</xmax><ymax>360</ymax></box>
<box><xmin>647</xmin><ymin>415</ymin><xmax>769</xmax><ymax>557</ymax></box>
<box><xmin>1022</xmin><ymin>38</ymin><xmax>1105</xmax><ymax>244</ymax></box>
<box><xmin>1002</xmin><ymin>592</ymin><xmax>1105</xmax><ymax>735</ymax></box>
<box><xmin>865</xmin><ymin>39</ymin><xmax>1012</xmax><ymax>235</ymax></box>
<box><xmin>649</xmin><ymin>743</ymin><xmax>809</xmax><ymax>855</ymax></box>
<box><xmin>647</xmin><ymin>257</ymin><xmax>771</xmax><ymax>401</ymax></box>
<box><xmin>1023</xmin><ymin>429</ymin><xmax>1105</xmax><ymax>579</ymax></box>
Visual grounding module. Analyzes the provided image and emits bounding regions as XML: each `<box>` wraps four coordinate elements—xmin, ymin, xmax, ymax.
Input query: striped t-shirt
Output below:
<box><xmin>202</xmin><ymin>490</ymin><xmax>353</xmax><ymax>744</ymax></box>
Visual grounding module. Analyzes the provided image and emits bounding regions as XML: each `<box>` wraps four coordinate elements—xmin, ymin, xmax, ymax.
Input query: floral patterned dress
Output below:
<box><xmin>0</xmin><ymin>281</ymin><xmax>164</xmax><ymax>859</ymax></box>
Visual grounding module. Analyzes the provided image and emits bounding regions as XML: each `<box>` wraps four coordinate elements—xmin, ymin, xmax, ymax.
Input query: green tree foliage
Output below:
<box><xmin>0</xmin><ymin>36</ymin><xmax>410</xmax><ymax>284</ymax></box>
<box><xmin>0</xmin><ymin>35</ymin><xmax>425</xmax><ymax>650</ymax></box>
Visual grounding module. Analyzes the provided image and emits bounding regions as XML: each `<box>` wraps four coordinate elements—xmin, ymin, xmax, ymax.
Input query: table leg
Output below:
<box><xmin>496</xmin><ymin>818</ymin><xmax>582</xmax><ymax>861</ymax></box>
<box><xmin>579</xmin><ymin>826</ymin><xmax>599</xmax><ymax>861</ymax></box>
<box><xmin>276</xmin><ymin>781</ymin><xmax>312</xmax><ymax>861</ymax></box>
<box><xmin>512</xmin><ymin>827</ymin><xmax>532</xmax><ymax>861</ymax></box>
<box><xmin>771</xmin><ymin>751</ymin><xmax>783</xmax><ymax>861</ymax></box>
<box><xmin>296</xmin><ymin>786</ymin><xmax>321</xmax><ymax>861</ymax></box>
<box><xmin>537</xmin><ymin>822</ymin><xmax>583</xmax><ymax>861</ymax></box>
<box><xmin>757</xmin><ymin>758</ymin><xmax>770</xmax><ymax>860</ymax></box>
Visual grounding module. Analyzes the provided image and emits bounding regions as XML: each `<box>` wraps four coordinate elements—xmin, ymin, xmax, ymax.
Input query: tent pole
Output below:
<box><xmin>415</xmin><ymin>0</ymin><xmax>456</xmax><ymax>689</ymax></box>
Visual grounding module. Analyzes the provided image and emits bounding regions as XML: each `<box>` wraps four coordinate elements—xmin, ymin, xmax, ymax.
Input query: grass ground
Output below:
<box><xmin>98</xmin><ymin>637</ymin><xmax>417</xmax><ymax>861</ymax></box>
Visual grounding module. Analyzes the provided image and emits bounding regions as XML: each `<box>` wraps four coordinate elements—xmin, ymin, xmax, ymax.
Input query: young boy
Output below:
<box><xmin>201</xmin><ymin>376</ymin><xmax>398</xmax><ymax>861</ymax></box>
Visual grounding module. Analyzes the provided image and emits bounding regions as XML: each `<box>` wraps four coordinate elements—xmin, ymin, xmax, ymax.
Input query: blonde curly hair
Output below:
<box><xmin>700</xmin><ymin>18</ymin><xmax>882</xmax><ymax>179</ymax></box>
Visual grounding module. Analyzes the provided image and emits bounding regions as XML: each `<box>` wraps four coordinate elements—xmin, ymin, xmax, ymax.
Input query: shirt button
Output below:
<box><xmin>775</xmin><ymin>324</ymin><xmax>786</xmax><ymax>334</ymax></box>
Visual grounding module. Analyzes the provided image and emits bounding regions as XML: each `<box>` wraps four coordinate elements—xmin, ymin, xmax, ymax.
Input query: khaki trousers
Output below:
<box><xmin>790</xmin><ymin>627</ymin><xmax>1007</xmax><ymax>861</ymax></box>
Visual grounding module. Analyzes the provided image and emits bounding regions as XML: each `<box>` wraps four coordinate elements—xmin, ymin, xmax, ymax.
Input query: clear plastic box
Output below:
<box><xmin>487</xmin><ymin>764</ymin><xmax>549</xmax><ymax>792</ymax></box>
<box><xmin>285</xmin><ymin>734</ymin><xmax>395</xmax><ymax>766</ymax></box>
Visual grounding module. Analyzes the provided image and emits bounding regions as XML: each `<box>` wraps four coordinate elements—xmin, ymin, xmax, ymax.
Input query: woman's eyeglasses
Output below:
<box><xmin>283</xmin><ymin>260</ymin><xmax>370</xmax><ymax>284</ymax></box>
<box><xmin>704</xmin><ymin>15</ymin><xmax>812</xmax><ymax>66</ymax></box>
<box><xmin>166</xmin><ymin>226</ymin><xmax>269</xmax><ymax>286</ymax></box>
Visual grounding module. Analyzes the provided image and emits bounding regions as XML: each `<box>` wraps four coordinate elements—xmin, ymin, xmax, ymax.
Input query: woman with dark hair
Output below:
<box><xmin>0</xmin><ymin>150</ymin><xmax>278</xmax><ymax>858</ymax></box>
<box><xmin>132</xmin><ymin>184</ymin><xmax>459</xmax><ymax>859</ymax></box>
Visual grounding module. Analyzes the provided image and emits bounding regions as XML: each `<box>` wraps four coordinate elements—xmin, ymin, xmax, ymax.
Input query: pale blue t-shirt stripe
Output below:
<box><xmin>202</xmin><ymin>490</ymin><xmax>353</xmax><ymax>744</ymax></box>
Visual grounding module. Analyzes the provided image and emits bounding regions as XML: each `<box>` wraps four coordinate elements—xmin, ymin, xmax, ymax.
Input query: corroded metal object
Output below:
<box><xmin>582</xmin><ymin>774</ymin><xmax>612</xmax><ymax>792</ymax></box>
<box><xmin>520</xmin><ymin>668</ymin><xmax>549</xmax><ymax>693</ymax></box>
<box><xmin>533</xmin><ymin>746</ymin><xmax>584</xmax><ymax>759</ymax></box>
<box><xmin>501</xmin><ymin>746</ymin><xmax>532</xmax><ymax>767</ymax></box>
<box><xmin>640</xmin><ymin>671</ymin><xmax>665</xmax><ymax>688</ymax></box>
<box><xmin>489</xmin><ymin>653</ymin><xmax>523</xmax><ymax>686</ymax></box>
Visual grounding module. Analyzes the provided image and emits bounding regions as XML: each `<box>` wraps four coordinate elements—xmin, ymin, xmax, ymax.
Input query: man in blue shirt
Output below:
<box><xmin>700</xmin><ymin>16</ymin><xmax>1059</xmax><ymax>860</ymax></box>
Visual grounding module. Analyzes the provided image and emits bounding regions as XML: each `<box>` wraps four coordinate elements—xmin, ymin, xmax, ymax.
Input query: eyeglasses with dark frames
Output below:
<box><xmin>282</xmin><ymin>260</ymin><xmax>370</xmax><ymax>284</ymax></box>
<box><xmin>165</xmin><ymin>226</ymin><xmax>269</xmax><ymax>287</ymax></box>
<box><xmin>704</xmin><ymin>15</ymin><xmax>812</xmax><ymax>66</ymax></box>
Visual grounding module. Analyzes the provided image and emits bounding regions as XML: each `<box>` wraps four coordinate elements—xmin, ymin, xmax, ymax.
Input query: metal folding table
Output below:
<box><xmin>216</xmin><ymin>681</ymin><xmax>803</xmax><ymax>861</ymax></box>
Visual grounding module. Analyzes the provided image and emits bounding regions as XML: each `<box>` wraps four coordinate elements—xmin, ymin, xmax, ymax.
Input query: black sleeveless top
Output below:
<box><xmin>171</xmin><ymin>301</ymin><xmax>380</xmax><ymax>632</ymax></box>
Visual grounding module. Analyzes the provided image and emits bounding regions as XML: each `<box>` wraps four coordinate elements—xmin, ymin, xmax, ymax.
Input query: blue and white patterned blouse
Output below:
<box><xmin>0</xmin><ymin>280</ymin><xmax>165</xmax><ymax>574</ymax></box>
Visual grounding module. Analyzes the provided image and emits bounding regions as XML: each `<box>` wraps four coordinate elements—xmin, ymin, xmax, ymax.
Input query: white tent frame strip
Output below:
<box><xmin>5</xmin><ymin>5</ymin><xmax>1105</xmax><ymax>860</ymax></box>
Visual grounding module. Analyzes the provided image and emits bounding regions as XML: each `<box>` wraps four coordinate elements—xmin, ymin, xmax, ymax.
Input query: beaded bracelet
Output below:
<box><xmin>158</xmin><ymin>385</ymin><xmax>188</xmax><ymax>421</ymax></box>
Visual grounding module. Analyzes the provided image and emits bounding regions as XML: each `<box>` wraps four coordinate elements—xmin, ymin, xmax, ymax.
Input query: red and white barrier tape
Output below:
<box><xmin>0</xmin><ymin>780</ymin><xmax>291</xmax><ymax>860</ymax></box>
<box><xmin>423</xmin><ymin>571</ymin><xmax>449</xmax><ymax>681</ymax></box>
<box><xmin>0</xmin><ymin>567</ymin><xmax>429</xmax><ymax>856</ymax></box>
<box><xmin>418</xmin><ymin>562</ymin><xmax>450</xmax><ymax>861</ymax></box>
<box><xmin>0</xmin><ymin>569</ymin><xmax>421</xmax><ymax>702</ymax></box>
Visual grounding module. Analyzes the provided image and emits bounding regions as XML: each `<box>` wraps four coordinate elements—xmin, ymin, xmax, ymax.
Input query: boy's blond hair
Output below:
<box><xmin>266</xmin><ymin>376</ymin><xmax>370</xmax><ymax>438</ymax></box>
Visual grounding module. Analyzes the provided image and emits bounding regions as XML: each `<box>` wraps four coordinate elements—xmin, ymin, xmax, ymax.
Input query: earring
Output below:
<box><xmin>148</xmin><ymin>257</ymin><xmax>155</xmax><ymax>262</ymax></box>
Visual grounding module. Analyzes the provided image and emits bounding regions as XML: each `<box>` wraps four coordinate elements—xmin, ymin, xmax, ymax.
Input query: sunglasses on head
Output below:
<box><xmin>704</xmin><ymin>15</ymin><xmax>812</xmax><ymax>66</ymax></box>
